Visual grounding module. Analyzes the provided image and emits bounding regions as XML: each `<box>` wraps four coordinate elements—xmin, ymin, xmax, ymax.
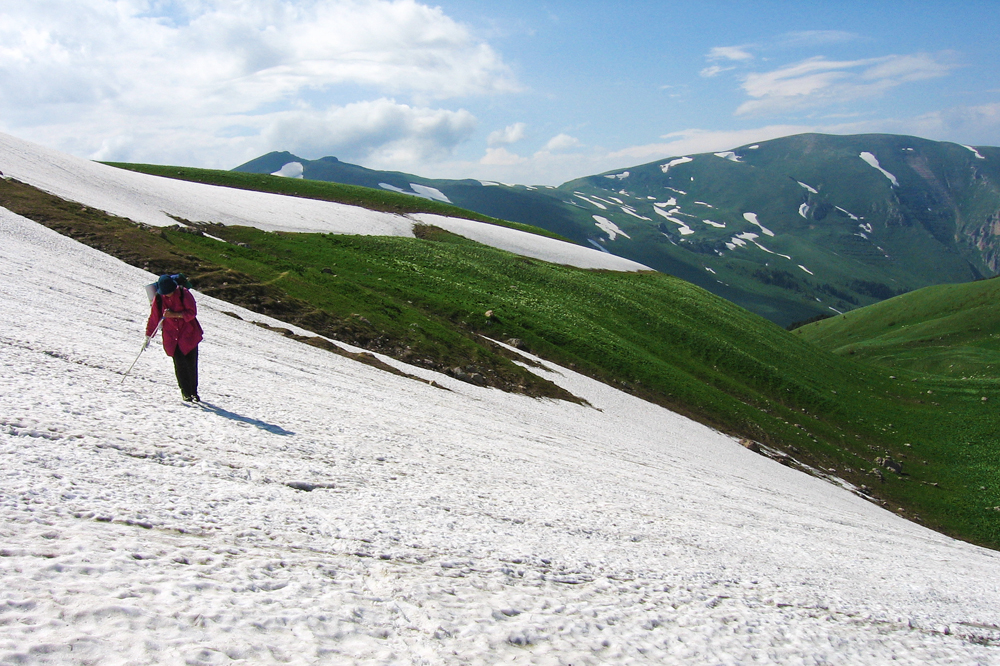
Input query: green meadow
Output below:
<box><xmin>796</xmin><ymin>277</ymin><xmax>1000</xmax><ymax>379</ymax></box>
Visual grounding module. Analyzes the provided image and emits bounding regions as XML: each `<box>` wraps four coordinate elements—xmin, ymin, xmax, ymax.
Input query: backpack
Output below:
<box><xmin>171</xmin><ymin>273</ymin><xmax>194</xmax><ymax>289</ymax></box>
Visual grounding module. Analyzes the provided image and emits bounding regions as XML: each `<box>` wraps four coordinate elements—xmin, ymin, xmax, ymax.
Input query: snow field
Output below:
<box><xmin>3</xmin><ymin>199</ymin><xmax>1000</xmax><ymax>663</ymax></box>
<box><xmin>0</xmin><ymin>132</ymin><xmax>645</xmax><ymax>274</ymax></box>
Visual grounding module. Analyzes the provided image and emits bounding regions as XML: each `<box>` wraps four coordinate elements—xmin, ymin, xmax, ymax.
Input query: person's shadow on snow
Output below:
<box><xmin>198</xmin><ymin>402</ymin><xmax>295</xmax><ymax>436</ymax></box>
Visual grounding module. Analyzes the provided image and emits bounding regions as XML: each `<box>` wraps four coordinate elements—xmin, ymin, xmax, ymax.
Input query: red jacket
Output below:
<box><xmin>146</xmin><ymin>287</ymin><xmax>204</xmax><ymax>357</ymax></box>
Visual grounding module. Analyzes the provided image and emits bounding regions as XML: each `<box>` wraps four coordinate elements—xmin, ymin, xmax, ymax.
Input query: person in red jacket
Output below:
<box><xmin>146</xmin><ymin>274</ymin><xmax>204</xmax><ymax>402</ymax></box>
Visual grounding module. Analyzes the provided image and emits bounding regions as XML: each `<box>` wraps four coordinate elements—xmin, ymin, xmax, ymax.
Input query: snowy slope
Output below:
<box><xmin>0</xmin><ymin>132</ymin><xmax>647</xmax><ymax>273</ymax></box>
<box><xmin>3</xmin><ymin>202</ymin><xmax>1000</xmax><ymax>663</ymax></box>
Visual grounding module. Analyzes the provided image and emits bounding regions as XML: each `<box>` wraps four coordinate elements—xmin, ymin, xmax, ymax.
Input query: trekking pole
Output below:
<box><xmin>121</xmin><ymin>319</ymin><xmax>162</xmax><ymax>384</ymax></box>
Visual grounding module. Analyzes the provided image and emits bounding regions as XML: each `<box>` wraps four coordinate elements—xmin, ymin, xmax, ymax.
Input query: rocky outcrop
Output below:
<box><xmin>964</xmin><ymin>211</ymin><xmax>1000</xmax><ymax>273</ymax></box>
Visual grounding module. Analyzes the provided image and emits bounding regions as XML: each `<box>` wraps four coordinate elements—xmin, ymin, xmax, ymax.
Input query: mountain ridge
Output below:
<box><xmin>235</xmin><ymin>133</ymin><xmax>1000</xmax><ymax>326</ymax></box>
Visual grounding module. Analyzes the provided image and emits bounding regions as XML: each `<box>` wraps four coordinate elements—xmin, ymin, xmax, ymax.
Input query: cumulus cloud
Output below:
<box><xmin>539</xmin><ymin>133</ymin><xmax>581</xmax><ymax>153</ymax></box>
<box><xmin>474</xmin><ymin>133</ymin><xmax>581</xmax><ymax>178</ymax></box>
<box><xmin>262</xmin><ymin>98</ymin><xmax>477</xmax><ymax>165</ymax></box>
<box><xmin>736</xmin><ymin>52</ymin><xmax>957</xmax><ymax>116</ymax></box>
<box><xmin>480</xmin><ymin>147</ymin><xmax>526</xmax><ymax>166</ymax></box>
<box><xmin>487</xmin><ymin>122</ymin><xmax>527</xmax><ymax>147</ymax></box>
<box><xmin>0</xmin><ymin>0</ymin><xmax>516</xmax><ymax>167</ymax></box>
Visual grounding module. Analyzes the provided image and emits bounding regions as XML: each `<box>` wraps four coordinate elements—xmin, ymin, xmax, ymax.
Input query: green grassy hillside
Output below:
<box><xmin>795</xmin><ymin>277</ymin><xmax>1000</xmax><ymax>378</ymax></box>
<box><xmin>3</xmin><ymin>174</ymin><xmax>999</xmax><ymax>551</ymax></box>
<box><xmin>234</xmin><ymin>134</ymin><xmax>1000</xmax><ymax>327</ymax></box>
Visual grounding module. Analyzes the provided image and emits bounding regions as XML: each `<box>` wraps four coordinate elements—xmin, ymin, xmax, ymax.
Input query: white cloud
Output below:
<box><xmin>850</xmin><ymin>102</ymin><xmax>1000</xmax><ymax>145</ymax></box>
<box><xmin>736</xmin><ymin>53</ymin><xmax>957</xmax><ymax>116</ymax></box>
<box><xmin>480</xmin><ymin>147</ymin><xmax>526</xmax><ymax>166</ymax></box>
<box><xmin>707</xmin><ymin>45</ymin><xmax>754</xmax><ymax>62</ymax></box>
<box><xmin>539</xmin><ymin>133</ymin><xmax>581</xmax><ymax>153</ymax></box>
<box><xmin>700</xmin><ymin>65</ymin><xmax>735</xmax><ymax>78</ymax></box>
<box><xmin>0</xmin><ymin>0</ymin><xmax>516</xmax><ymax>167</ymax></box>
<box><xmin>487</xmin><ymin>122</ymin><xmax>527</xmax><ymax>147</ymax></box>
<box><xmin>262</xmin><ymin>99</ymin><xmax>477</xmax><ymax>165</ymax></box>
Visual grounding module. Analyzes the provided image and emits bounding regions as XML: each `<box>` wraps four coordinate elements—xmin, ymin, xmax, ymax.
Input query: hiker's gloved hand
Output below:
<box><xmin>142</xmin><ymin>336</ymin><xmax>151</xmax><ymax>351</ymax></box>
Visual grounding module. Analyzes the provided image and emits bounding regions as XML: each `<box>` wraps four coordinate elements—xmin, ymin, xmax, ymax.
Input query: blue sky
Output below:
<box><xmin>2</xmin><ymin>1</ymin><xmax>998</xmax><ymax>184</ymax></box>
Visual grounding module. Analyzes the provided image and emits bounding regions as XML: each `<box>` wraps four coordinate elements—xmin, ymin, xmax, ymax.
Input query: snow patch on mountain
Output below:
<box><xmin>620</xmin><ymin>206</ymin><xmax>651</xmax><ymax>221</ymax></box>
<box><xmin>797</xmin><ymin>181</ymin><xmax>819</xmax><ymax>194</ymax></box>
<box><xmin>714</xmin><ymin>151</ymin><xmax>742</xmax><ymax>162</ymax></box>
<box><xmin>593</xmin><ymin>215</ymin><xmax>631</xmax><ymax>240</ymax></box>
<box><xmin>660</xmin><ymin>156</ymin><xmax>693</xmax><ymax>173</ymax></box>
<box><xmin>574</xmin><ymin>193</ymin><xmax>607</xmax><ymax>210</ymax></box>
<box><xmin>962</xmin><ymin>145</ymin><xmax>986</xmax><ymax>160</ymax></box>
<box><xmin>837</xmin><ymin>206</ymin><xmax>861</xmax><ymax>221</ymax></box>
<box><xmin>378</xmin><ymin>182</ymin><xmax>413</xmax><ymax>196</ymax></box>
<box><xmin>729</xmin><ymin>231</ymin><xmax>791</xmax><ymax>259</ymax></box>
<box><xmin>860</xmin><ymin>152</ymin><xmax>899</xmax><ymax>187</ymax></box>
<box><xmin>378</xmin><ymin>183</ymin><xmax>452</xmax><ymax>203</ymax></box>
<box><xmin>653</xmin><ymin>206</ymin><xmax>694</xmax><ymax>235</ymax></box>
<box><xmin>410</xmin><ymin>183</ymin><xmax>451</xmax><ymax>203</ymax></box>
<box><xmin>743</xmin><ymin>212</ymin><xmax>775</xmax><ymax>237</ymax></box>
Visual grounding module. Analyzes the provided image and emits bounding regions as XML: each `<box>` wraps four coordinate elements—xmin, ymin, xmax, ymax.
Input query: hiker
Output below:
<box><xmin>146</xmin><ymin>274</ymin><xmax>204</xmax><ymax>402</ymax></box>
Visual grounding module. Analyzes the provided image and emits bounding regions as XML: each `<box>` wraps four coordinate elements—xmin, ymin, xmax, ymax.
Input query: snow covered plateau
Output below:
<box><xmin>2</xmin><ymin>135</ymin><xmax>1000</xmax><ymax>664</ymax></box>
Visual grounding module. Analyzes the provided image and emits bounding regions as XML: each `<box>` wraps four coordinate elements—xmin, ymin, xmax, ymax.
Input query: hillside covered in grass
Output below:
<box><xmin>237</xmin><ymin>134</ymin><xmax>1000</xmax><ymax>328</ymax></box>
<box><xmin>796</xmin><ymin>277</ymin><xmax>1000</xmax><ymax>378</ymax></box>
<box><xmin>3</xmin><ymin>171</ymin><xmax>999</xmax><ymax>550</ymax></box>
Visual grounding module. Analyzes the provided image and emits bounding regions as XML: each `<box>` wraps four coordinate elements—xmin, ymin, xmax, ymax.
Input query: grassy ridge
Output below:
<box><xmin>796</xmin><ymin>277</ymin><xmax>1000</xmax><ymax>378</ymax></box>
<box><xmin>103</xmin><ymin>162</ymin><xmax>569</xmax><ymax>242</ymax></box>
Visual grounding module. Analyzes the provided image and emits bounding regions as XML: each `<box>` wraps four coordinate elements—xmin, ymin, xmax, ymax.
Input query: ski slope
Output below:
<box><xmin>2</xmin><ymin>187</ymin><xmax>1000</xmax><ymax>663</ymax></box>
<box><xmin>0</xmin><ymin>132</ymin><xmax>647</xmax><ymax>273</ymax></box>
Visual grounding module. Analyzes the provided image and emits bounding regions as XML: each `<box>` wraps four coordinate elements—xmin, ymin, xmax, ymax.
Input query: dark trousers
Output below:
<box><xmin>172</xmin><ymin>346</ymin><xmax>199</xmax><ymax>399</ymax></box>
